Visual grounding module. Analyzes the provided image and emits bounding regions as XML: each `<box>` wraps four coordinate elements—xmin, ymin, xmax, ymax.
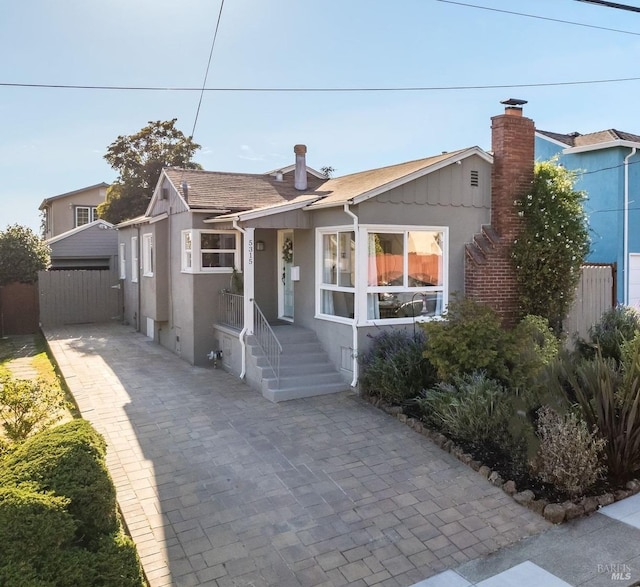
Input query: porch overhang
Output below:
<box><xmin>203</xmin><ymin>194</ymin><xmax>320</xmax><ymax>226</ymax></box>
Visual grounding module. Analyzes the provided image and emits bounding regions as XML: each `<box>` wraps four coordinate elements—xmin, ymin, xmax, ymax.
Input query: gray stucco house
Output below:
<box><xmin>117</xmin><ymin>102</ymin><xmax>535</xmax><ymax>402</ymax></box>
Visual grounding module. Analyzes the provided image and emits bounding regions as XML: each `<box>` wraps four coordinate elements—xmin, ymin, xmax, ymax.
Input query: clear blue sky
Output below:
<box><xmin>2</xmin><ymin>0</ymin><xmax>640</xmax><ymax>233</ymax></box>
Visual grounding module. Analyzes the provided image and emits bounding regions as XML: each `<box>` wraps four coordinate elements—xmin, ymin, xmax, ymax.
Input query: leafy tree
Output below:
<box><xmin>511</xmin><ymin>159</ymin><xmax>590</xmax><ymax>333</ymax></box>
<box><xmin>98</xmin><ymin>119</ymin><xmax>201</xmax><ymax>224</ymax></box>
<box><xmin>0</xmin><ymin>225</ymin><xmax>50</xmax><ymax>285</ymax></box>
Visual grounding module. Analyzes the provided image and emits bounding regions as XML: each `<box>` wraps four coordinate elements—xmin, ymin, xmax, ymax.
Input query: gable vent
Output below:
<box><xmin>470</xmin><ymin>170</ymin><xmax>479</xmax><ymax>187</ymax></box>
<box><xmin>160</xmin><ymin>187</ymin><xmax>169</xmax><ymax>200</ymax></box>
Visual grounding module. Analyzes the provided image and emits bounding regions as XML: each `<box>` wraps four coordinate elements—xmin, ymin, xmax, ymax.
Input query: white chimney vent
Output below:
<box><xmin>274</xmin><ymin>170</ymin><xmax>283</xmax><ymax>182</ymax></box>
<box><xmin>294</xmin><ymin>144</ymin><xmax>307</xmax><ymax>191</ymax></box>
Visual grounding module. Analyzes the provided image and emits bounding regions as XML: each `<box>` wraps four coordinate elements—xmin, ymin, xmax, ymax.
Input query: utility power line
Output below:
<box><xmin>575</xmin><ymin>0</ymin><xmax>640</xmax><ymax>13</ymax></box>
<box><xmin>3</xmin><ymin>75</ymin><xmax>640</xmax><ymax>93</ymax></box>
<box><xmin>436</xmin><ymin>0</ymin><xmax>640</xmax><ymax>35</ymax></box>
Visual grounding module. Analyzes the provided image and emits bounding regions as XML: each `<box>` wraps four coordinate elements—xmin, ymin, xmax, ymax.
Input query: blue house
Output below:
<box><xmin>536</xmin><ymin>128</ymin><xmax>640</xmax><ymax>306</ymax></box>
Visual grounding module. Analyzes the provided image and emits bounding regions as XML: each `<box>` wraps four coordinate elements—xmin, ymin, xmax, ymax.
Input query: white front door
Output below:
<box><xmin>278</xmin><ymin>230</ymin><xmax>294</xmax><ymax>321</ymax></box>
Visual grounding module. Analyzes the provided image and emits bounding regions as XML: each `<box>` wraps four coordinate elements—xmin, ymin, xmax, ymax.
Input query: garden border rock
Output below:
<box><xmin>364</xmin><ymin>393</ymin><xmax>640</xmax><ymax>525</ymax></box>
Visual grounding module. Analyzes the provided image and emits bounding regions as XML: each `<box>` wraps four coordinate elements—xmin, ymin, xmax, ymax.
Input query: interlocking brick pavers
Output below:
<box><xmin>44</xmin><ymin>323</ymin><xmax>550</xmax><ymax>586</ymax></box>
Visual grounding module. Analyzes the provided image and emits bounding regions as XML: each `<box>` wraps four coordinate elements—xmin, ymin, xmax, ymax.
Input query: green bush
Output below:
<box><xmin>0</xmin><ymin>419</ymin><xmax>117</xmax><ymax>547</ymax></box>
<box><xmin>0</xmin><ymin>376</ymin><xmax>68</xmax><ymax>441</ymax></box>
<box><xmin>0</xmin><ymin>485</ymin><xmax>75</xmax><ymax>561</ymax></box>
<box><xmin>547</xmin><ymin>348</ymin><xmax>640</xmax><ymax>481</ymax></box>
<box><xmin>359</xmin><ymin>329</ymin><xmax>436</xmax><ymax>404</ymax></box>
<box><xmin>422</xmin><ymin>297</ymin><xmax>558</xmax><ymax>392</ymax></box>
<box><xmin>422</xmin><ymin>297</ymin><xmax>511</xmax><ymax>383</ymax></box>
<box><xmin>0</xmin><ymin>487</ymin><xmax>144</xmax><ymax>587</ymax></box>
<box><xmin>530</xmin><ymin>406</ymin><xmax>606</xmax><ymax>497</ymax></box>
<box><xmin>417</xmin><ymin>372</ymin><xmax>512</xmax><ymax>445</ymax></box>
<box><xmin>576</xmin><ymin>305</ymin><xmax>640</xmax><ymax>364</ymax></box>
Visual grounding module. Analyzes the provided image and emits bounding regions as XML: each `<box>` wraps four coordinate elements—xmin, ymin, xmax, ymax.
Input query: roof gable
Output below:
<box><xmin>39</xmin><ymin>182</ymin><xmax>109</xmax><ymax>210</ymax></box>
<box><xmin>537</xmin><ymin>128</ymin><xmax>640</xmax><ymax>151</ymax></box>
<box><xmin>46</xmin><ymin>219</ymin><xmax>114</xmax><ymax>244</ymax></box>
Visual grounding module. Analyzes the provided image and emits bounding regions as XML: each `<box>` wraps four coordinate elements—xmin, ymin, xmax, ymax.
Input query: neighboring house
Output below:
<box><xmin>536</xmin><ymin>129</ymin><xmax>640</xmax><ymax>306</ymax></box>
<box><xmin>46</xmin><ymin>219</ymin><xmax>118</xmax><ymax>270</ymax></box>
<box><xmin>118</xmin><ymin>102</ymin><xmax>534</xmax><ymax>401</ymax></box>
<box><xmin>39</xmin><ymin>183</ymin><xmax>117</xmax><ymax>270</ymax></box>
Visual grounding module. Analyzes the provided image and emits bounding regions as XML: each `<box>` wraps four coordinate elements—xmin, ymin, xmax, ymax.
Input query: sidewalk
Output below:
<box><xmin>43</xmin><ymin>323</ymin><xmax>549</xmax><ymax>587</ymax></box>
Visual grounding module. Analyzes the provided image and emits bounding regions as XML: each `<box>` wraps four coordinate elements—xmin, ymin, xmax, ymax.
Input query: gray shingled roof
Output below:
<box><xmin>537</xmin><ymin>128</ymin><xmax>640</xmax><ymax>148</ymax></box>
<box><xmin>164</xmin><ymin>148</ymin><xmax>477</xmax><ymax>214</ymax></box>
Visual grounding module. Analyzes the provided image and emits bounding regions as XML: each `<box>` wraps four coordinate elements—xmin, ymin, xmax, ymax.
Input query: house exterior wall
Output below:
<box><xmin>44</xmin><ymin>185</ymin><xmax>108</xmax><ymax>239</ymax></box>
<box><xmin>535</xmin><ymin>137</ymin><xmax>640</xmax><ymax>303</ymax></box>
<box><xmin>117</xmin><ymin>225</ymin><xmax>140</xmax><ymax>329</ymax></box>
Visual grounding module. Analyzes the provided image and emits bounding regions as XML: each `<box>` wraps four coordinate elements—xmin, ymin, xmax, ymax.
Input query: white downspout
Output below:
<box><xmin>344</xmin><ymin>203</ymin><xmax>359</xmax><ymax>388</ymax></box>
<box><xmin>624</xmin><ymin>147</ymin><xmax>636</xmax><ymax>305</ymax></box>
<box><xmin>232</xmin><ymin>219</ymin><xmax>250</xmax><ymax>379</ymax></box>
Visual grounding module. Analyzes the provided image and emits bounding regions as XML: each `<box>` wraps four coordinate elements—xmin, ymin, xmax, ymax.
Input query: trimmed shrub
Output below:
<box><xmin>576</xmin><ymin>305</ymin><xmax>640</xmax><ymax>364</ymax></box>
<box><xmin>0</xmin><ymin>485</ymin><xmax>75</xmax><ymax>561</ymax></box>
<box><xmin>359</xmin><ymin>329</ymin><xmax>436</xmax><ymax>404</ymax></box>
<box><xmin>0</xmin><ymin>376</ymin><xmax>68</xmax><ymax>441</ymax></box>
<box><xmin>530</xmin><ymin>406</ymin><xmax>606</xmax><ymax>497</ymax></box>
<box><xmin>422</xmin><ymin>297</ymin><xmax>511</xmax><ymax>383</ymax></box>
<box><xmin>422</xmin><ymin>297</ymin><xmax>558</xmax><ymax>392</ymax></box>
<box><xmin>0</xmin><ymin>419</ymin><xmax>117</xmax><ymax>547</ymax></box>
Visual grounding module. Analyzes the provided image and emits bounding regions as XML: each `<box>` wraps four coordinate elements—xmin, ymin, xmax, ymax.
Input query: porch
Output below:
<box><xmin>216</xmin><ymin>291</ymin><xmax>349</xmax><ymax>402</ymax></box>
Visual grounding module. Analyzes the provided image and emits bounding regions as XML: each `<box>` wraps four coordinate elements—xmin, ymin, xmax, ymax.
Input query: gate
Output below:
<box><xmin>564</xmin><ymin>263</ymin><xmax>615</xmax><ymax>341</ymax></box>
<box><xmin>38</xmin><ymin>269</ymin><xmax>122</xmax><ymax>328</ymax></box>
<box><xmin>0</xmin><ymin>282</ymin><xmax>39</xmax><ymax>335</ymax></box>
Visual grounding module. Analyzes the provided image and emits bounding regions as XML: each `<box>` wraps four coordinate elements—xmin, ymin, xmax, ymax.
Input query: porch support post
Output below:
<box><xmin>243</xmin><ymin>227</ymin><xmax>255</xmax><ymax>335</ymax></box>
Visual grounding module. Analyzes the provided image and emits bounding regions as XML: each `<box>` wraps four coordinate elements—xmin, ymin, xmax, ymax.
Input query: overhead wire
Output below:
<box><xmin>190</xmin><ymin>0</ymin><xmax>225</xmax><ymax>141</ymax></box>
<box><xmin>435</xmin><ymin>0</ymin><xmax>640</xmax><ymax>36</ymax></box>
<box><xmin>3</xmin><ymin>75</ymin><xmax>640</xmax><ymax>93</ymax></box>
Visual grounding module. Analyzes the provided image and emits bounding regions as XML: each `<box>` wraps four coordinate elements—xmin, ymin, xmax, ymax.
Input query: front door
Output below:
<box><xmin>278</xmin><ymin>230</ymin><xmax>294</xmax><ymax>321</ymax></box>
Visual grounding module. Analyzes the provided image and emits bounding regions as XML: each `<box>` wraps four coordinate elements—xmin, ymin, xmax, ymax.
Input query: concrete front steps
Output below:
<box><xmin>247</xmin><ymin>325</ymin><xmax>350</xmax><ymax>402</ymax></box>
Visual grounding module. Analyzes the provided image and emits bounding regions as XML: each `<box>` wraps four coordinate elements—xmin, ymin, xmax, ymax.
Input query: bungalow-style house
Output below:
<box><xmin>117</xmin><ymin>101</ymin><xmax>534</xmax><ymax>401</ymax></box>
<box><xmin>536</xmin><ymin>129</ymin><xmax>640</xmax><ymax>306</ymax></box>
<box><xmin>39</xmin><ymin>183</ymin><xmax>118</xmax><ymax>270</ymax></box>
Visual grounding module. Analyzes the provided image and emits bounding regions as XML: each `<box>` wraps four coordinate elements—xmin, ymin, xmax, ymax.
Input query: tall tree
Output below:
<box><xmin>0</xmin><ymin>225</ymin><xmax>50</xmax><ymax>285</ymax></box>
<box><xmin>511</xmin><ymin>159</ymin><xmax>590</xmax><ymax>333</ymax></box>
<box><xmin>98</xmin><ymin>119</ymin><xmax>201</xmax><ymax>224</ymax></box>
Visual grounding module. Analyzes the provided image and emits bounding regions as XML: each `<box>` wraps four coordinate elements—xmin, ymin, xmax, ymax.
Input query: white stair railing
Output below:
<box><xmin>252</xmin><ymin>299</ymin><xmax>282</xmax><ymax>384</ymax></box>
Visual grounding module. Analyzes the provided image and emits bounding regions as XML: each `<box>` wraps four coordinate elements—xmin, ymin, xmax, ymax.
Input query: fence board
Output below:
<box><xmin>0</xmin><ymin>282</ymin><xmax>39</xmax><ymax>335</ymax></box>
<box><xmin>38</xmin><ymin>269</ymin><xmax>122</xmax><ymax>327</ymax></box>
<box><xmin>564</xmin><ymin>264</ymin><xmax>615</xmax><ymax>342</ymax></box>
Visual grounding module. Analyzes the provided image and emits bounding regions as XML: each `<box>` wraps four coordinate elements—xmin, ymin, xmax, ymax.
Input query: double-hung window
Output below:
<box><xmin>119</xmin><ymin>243</ymin><xmax>126</xmax><ymax>279</ymax></box>
<box><xmin>317</xmin><ymin>228</ymin><xmax>355</xmax><ymax>320</ymax></box>
<box><xmin>366</xmin><ymin>227</ymin><xmax>447</xmax><ymax>321</ymax></box>
<box><xmin>131</xmin><ymin>236</ymin><xmax>138</xmax><ymax>283</ymax></box>
<box><xmin>75</xmin><ymin>206</ymin><xmax>97</xmax><ymax>227</ymax></box>
<box><xmin>142</xmin><ymin>233</ymin><xmax>154</xmax><ymax>277</ymax></box>
<box><xmin>181</xmin><ymin>230</ymin><xmax>239</xmax><ymax>273</ymax></box>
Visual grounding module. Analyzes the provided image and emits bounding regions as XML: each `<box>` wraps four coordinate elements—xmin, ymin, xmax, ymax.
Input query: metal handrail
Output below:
<box><xmin>252</xmin><ymin>299</ymin><xmax>282</xmax><ymax>384</ymax></box>
<box><xmin>218</xmin><ymin>291</ymin><xmax>244</xmax><ymax>330</ymax></box>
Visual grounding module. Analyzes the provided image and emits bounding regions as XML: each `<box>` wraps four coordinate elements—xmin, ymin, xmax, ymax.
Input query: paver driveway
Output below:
<box><xmin>45</xmin><ymin>323</ymin><xmax>549</xmax><ymax>587</ymax></box>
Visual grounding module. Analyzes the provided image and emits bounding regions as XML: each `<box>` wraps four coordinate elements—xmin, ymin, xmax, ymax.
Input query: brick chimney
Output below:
<box><xmin>464</xmin><ymin>99</ymin><xmax>535</xmax><ymax>326</ymax></box>
<box><xmin>294</xmin><ymin>144</ymin><xmax>308</xmax><ymax>191</ymax></box>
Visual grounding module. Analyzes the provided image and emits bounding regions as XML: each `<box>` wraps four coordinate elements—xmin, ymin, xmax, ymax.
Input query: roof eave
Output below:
<box><xmin>564</xmin><ymin>139</ymin><xmax>640</xmax><ymax>154</ymax></box>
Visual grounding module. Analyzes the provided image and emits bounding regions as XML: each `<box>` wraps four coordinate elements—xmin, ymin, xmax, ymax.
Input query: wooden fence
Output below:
<box><xmin>38</xmin><ymin>269</ymin><xmax>122</xmax><ymax>328</ymax></box>
<box><xmin>0</xmin><ymin>282</ymin><xmax>39</xmax><ymax>335</ymax></box>
<box><xmin>564</xmin><ymin>264</ymin><xmax>616</xmax><ymax>341</ymax></box>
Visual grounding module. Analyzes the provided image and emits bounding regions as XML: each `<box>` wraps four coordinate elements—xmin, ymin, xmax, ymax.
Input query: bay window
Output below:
<box><xmin>181</xmin><ymin>230</ymin><xmax>239</xmax><ymax>273</ymax></box>
<box><xmin>318</xmin><ymin>229</ymin><xmax>355</xmax><ymax>320</ymax></box>
<box><xmin>366</xmin><ymin>228</ymin><xmax>446</xmax><ymax>321</ymax></box>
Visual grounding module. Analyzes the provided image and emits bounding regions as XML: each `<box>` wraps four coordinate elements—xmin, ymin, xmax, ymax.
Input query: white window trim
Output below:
<box><xmin>119</xmin><ymin>242</ymin><xmax>126</xmax><ymax>279</ymax></box>
<box><xmin>181</xmin><ymin>230</ymin><xmax>193</xmax><ymax>272</ymax></box>
<box><xmin>359</xmin><ymin>224</ymin><xmax>448</xmax><ymax>326</ymax></box>
<box><xmin>181</xmin><ymin>229</ymin><xmax>240</xmax><ymax>274</ymax></box>
<box><xmin>315</xmin><ymin>226</ymin><xmax>356</xmax><ymax>325</ymax></box>
<box><xmin>131</xmin><ymin>236</ymin><xmax>138</xmax><ymax>283</ymax></box>
<box><xmin>142</xmin><ymin>233</ymin><xmax>153</xmax><ymax>277</ymax></box>
<box><xmin>74</xmin><ymin>206</ymin><xmax>98</xmax><ymax>227</ymax></box>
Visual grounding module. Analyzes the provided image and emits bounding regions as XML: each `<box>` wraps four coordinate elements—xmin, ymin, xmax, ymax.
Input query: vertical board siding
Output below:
<box><xmin>38</xmin><ymin>269</ymin><xmax>122</xmax><ymax>327</ymax></box>
<box><xmin>565</xmin><ymin>264</ymin><xmax>615</xmax><ymax>342</ymax></box>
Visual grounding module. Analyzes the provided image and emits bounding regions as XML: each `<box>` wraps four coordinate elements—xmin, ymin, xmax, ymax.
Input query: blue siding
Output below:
<box><xmin>535</xmin><ymin>136</ymin><xmax>640</xmax><ymax>303</ymax></box>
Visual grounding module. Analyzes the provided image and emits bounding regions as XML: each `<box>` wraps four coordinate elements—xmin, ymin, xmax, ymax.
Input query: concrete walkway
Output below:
<box><xmin>44</xmin><ymin>323</ymin><xmax>550</xmax><ymax>587</ymax></box>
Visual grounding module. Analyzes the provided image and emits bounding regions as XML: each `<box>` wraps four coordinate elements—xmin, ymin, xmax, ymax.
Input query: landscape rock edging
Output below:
<box><xmin>364</xmin><ymin>394</ymin><xmax>640</xmax><ymax>525</ymax></box>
